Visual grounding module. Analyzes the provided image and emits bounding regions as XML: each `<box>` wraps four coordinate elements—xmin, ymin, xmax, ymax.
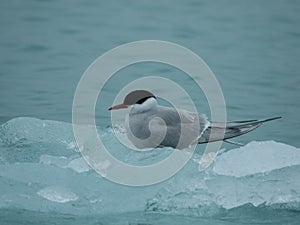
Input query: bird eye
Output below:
<box><xmin>136</xmin><ymin>96</ymin><xmax>152</xmax><ymax>104</ymax></box>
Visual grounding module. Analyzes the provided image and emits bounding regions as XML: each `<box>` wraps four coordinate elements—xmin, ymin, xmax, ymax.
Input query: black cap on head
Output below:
<box><xmin>124</xmin><ymin>90</ymin><xmax>156</xmax><ymax>105</ymax></box>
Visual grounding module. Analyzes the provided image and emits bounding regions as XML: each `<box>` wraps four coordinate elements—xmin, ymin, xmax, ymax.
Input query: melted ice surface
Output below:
<box><xmin>213</xmin><ymin>141</ymin><xmax>300</xmax><ymax>177</ymax></box>
<box><xmin>0</xmin><ymin>117</ymin><xmax>299</xmax><ymax>216</ymax></box>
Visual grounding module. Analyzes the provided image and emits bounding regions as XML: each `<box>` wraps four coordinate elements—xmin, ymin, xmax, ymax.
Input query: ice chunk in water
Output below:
<box><xmin>37</xmin><ymin>186</ymin><xmax>78</xmax><ymax>203</ymax></box>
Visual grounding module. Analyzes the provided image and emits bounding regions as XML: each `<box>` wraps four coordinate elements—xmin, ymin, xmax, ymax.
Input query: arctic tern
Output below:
<box><xmin>109</xmin><ymin>90</ymin><xmax>281</xmax><ymax>149</ymax></box>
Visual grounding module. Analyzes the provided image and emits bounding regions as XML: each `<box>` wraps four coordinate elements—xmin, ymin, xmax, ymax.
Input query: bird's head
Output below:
<box><xmin>108</xmin><ymin>90</ymin><xmax>157</xmax><ymax>111</ymax></box>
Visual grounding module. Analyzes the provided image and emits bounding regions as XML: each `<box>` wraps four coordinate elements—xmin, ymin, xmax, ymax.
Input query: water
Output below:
<box><xmin>1</xmin><ymin>0</ymin><xmax>300</xmax><ymax>224</ymax></box>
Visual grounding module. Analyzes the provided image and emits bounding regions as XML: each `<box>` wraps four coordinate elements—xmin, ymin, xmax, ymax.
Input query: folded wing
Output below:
<box><xmin>198</xmin><ymin>117</ymin><xmax>282</xmax><ymax>144</ymax></box>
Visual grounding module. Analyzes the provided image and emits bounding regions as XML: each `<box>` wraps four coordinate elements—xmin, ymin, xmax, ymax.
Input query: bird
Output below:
<box><xmin>108</xmin><ymin>90</ymin><xmax>281</xmax><ymax>149</ymax></box>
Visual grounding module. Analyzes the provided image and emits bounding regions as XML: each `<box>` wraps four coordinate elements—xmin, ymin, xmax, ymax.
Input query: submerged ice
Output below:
<box><xmin>0</xmin><ymin>117</ymin><xmax>299</xmax><ymax>216</ymax></box>
<box><xmin>37</xmin><ymin>186</ymin><xmax>78</xmax><ymax>203</ymax></box>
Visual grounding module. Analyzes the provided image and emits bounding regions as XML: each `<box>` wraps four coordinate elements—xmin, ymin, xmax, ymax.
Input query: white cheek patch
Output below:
<box><xmin>131</xmin><ymin>98</ymin><xmax>157</xmax><ymax>113</ymax></box>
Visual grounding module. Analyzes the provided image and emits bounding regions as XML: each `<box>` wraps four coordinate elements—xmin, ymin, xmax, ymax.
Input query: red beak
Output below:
<box><xmin>108</xmin><ymin>103</ymin><xmax>128</xmax><ymax>110</ymax></box>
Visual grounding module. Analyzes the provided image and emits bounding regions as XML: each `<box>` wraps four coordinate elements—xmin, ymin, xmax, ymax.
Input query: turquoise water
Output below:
<box><xmin>1</xmin><ymin>0</ymin><xmax>300</xmax><ymax>224</ymax></box>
